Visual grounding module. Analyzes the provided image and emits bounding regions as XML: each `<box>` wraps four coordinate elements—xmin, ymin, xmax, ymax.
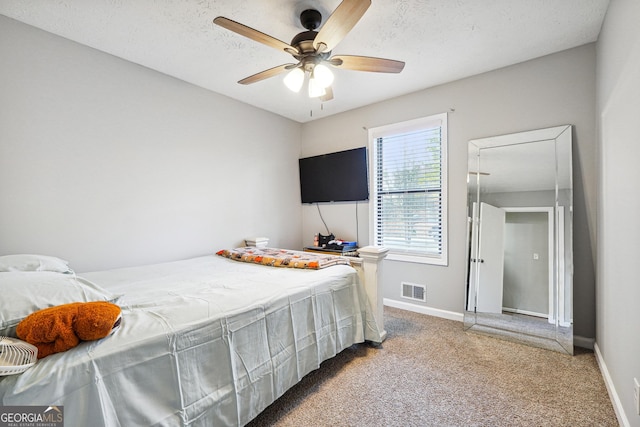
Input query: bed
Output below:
<box><xmin>0</xmin><ymin>247</ymin><xmax>387</xmax><ymax>426</ymax></box>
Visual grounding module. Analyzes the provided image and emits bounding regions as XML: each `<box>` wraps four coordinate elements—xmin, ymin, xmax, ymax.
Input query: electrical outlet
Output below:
<box><xmin>634</xmin><ymin>378</ymin><xmax>640</xmax><ymax>415</ymax></box>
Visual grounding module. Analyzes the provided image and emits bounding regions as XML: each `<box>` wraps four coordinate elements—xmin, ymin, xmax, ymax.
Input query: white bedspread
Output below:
<box><xmin>0</xmin><ymin>255</ymin><xmax>381</xmax><ymax>426</ymax></box>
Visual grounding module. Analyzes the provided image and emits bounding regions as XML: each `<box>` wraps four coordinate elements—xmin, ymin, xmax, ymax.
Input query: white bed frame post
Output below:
<box><xmin>354</xmin><ymin>246</ymin><xmax>389</xmax><ymax>342</ymax></box>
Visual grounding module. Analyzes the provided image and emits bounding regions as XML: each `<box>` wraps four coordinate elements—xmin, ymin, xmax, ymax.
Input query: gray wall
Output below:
<box><xmin>301</xmin><ymin>44</ymin><xmax>597</xmax><ymax>339</ymax></box>
<box><xmin>0</xmin><ymin>16</ymin><xmax>302</xmax><ymax>272</ymax></box>
<box><xmin>596</xmin><ymin>0</ymin><xmax>640</xmax><ymax>425</ymax></box>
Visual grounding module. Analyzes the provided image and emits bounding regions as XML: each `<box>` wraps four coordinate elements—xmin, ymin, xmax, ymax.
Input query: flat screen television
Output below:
<box><xmin>299</xmin><ymin>147</ymin><xmax>369</xmax><ymax>203</ymax></box>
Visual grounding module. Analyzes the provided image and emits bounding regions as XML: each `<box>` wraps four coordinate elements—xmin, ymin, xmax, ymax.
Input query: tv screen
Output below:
<box><xmin>299</xmin><ymin>147</ymin><xmax>369</xmax><ymax>203</ymax></box>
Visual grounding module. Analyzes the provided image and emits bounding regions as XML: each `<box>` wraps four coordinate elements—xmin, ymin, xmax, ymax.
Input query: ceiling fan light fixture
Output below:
<box><xmin>312</xmin><ymin>63</ymin><xmax>334</xmax><ymax>88</ymax></box>
<box><xmin>215</xmin><ymin>0</ymin><xmax>405</xmax><ymax>103</ymax></box>
<box><xmin>283</xmin><ymin>67</ymin><xmax>305</xmax><ymax>92</ymax></box>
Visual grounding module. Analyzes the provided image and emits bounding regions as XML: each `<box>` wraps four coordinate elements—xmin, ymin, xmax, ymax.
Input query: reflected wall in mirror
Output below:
<box><xmin>464</xmin><ymin>125</ymin><xmax>573</xmax><ymax>354</ymax></box>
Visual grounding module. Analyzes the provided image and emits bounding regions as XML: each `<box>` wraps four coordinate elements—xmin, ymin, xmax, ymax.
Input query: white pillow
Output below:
<box><xmin>0</xmin><ymin>271</ymin><xmax>121</xmax><ymax>337</ymax></box>
<box><xmin>0</xmin><ymin>254</ymin><xmax>73</xmax><ymax>273</ymax></box>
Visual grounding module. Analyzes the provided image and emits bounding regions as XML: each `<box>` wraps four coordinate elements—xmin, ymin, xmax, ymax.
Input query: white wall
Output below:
<box><xmin>0</xmin><ymin>16</ymin><xmax>302</xmax><ymax>272</ymax></box>
<box><xmin>301</xmin><ymin>44</ymin><xmax>598</xmax><ymax>338</ymax></box>
<box><xmin>596</xmin><ymin>0</ymin><xmax>640</xmax><ymax>425</ymax></box>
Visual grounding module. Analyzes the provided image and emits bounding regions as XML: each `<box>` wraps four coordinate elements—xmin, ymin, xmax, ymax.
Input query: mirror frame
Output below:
<box><xmin>464</xmin><ymin>125</ymin><xmax>573</xmax><ymax>354</ymax></box>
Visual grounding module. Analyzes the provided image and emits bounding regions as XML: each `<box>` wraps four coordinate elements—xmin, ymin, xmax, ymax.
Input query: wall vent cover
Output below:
<box><xmin>401</xmin><ymin>282</ymin><xmax>426</xmax><ymax>302</ymax></box>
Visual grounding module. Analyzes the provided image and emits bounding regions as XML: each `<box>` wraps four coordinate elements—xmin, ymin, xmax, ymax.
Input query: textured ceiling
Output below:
<box><xmin>0</xmin><ymin>0</ymin><xmax>609</xmax><ymax>123</ymax></box>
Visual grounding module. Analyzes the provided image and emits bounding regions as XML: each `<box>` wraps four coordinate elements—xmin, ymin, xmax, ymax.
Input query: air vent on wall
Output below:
<box><xmin>401</xmin><ymin>282</ymin><xmax>426</xmax><ymax>302</ymax></box>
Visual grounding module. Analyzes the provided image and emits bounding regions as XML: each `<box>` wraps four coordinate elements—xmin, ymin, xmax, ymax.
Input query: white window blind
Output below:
<box><xmin>369</xmin><ymin>114</ymin><xmax>448</xmax><ymax>265</ymax></box>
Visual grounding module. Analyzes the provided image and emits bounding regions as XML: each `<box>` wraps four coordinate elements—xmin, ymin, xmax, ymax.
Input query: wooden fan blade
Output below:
<box><xmin>314</xmin><ymin>0</ymin><xmax>371</xmax><ymax>53</ymax></box>
<box><xmin>214</xmin><ymin>17</ymin><xmax>298</xmax><ymax>54</ymax></box>
<box><xmin>238</xmin><ymin>64</ymin><xmax>296</xmax><ymax>85</ymax></box>
<box><xmin>330</xmin><ymin>55</ymin><xmax>405</xmax><ymax>73</ymax></box>
<box><xmin>320</xmin><ymin>86</ymin><xmax>334</xmax><ymax>102</ymax></box>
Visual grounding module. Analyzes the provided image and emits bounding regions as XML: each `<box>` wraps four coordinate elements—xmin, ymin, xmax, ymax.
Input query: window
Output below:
<box><xmin>368</xmin><ymin>113</ymin><xmax>448</xmax><ymax>265</ymax></box>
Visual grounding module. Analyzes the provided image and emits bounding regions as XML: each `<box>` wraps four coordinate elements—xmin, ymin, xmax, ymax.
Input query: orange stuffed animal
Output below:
<box><xmin>16</xmin><ymin>301</ymin><xmax>122</xmax><ymax>359</ymax></box>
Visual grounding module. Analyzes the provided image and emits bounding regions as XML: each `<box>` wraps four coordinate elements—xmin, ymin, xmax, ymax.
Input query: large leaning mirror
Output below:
<box><xmin>464</xmin><ymin>125</ymin><xmax>573</xmax><ymax>354</ymax></box>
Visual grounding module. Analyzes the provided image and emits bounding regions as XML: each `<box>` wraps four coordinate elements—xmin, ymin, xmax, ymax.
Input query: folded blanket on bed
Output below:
<box><xmin>216</xmin><ymin>247</ymin><xmax>350</xmax><ymax>269</ymax></box>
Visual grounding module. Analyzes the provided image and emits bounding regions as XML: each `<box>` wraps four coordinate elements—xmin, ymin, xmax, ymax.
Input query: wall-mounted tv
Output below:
<box><xmin>299</xmin><ymin>147</ymin><xmax>369</xmax><ymax>204</ymax></box>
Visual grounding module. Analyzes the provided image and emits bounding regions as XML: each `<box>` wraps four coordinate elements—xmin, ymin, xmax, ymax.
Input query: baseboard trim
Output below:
<box><xmin>502</xmin><ymin>306</ymin><xmax>547</xmax><ymax>319</ymax></box>
<box><xmin>383</xmin><ymin>298</ymin><xmax>464</xmax><ymax>322</ymax></box>
<box><xmin>573</xmin><ymin>335</ymin><xmax>595</xmax><ymax>350</ymax></box>
<box><xmin>594</xmin><ymin>342</ymin><xmax>630</xmax><ymax>427</ymax></box>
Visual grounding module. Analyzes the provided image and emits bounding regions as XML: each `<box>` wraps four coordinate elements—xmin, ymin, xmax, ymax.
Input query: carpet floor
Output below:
<box><xmin>247</xmin><ymin>306</ymin><xmax>618</xmax><ymax>426</ymax></box>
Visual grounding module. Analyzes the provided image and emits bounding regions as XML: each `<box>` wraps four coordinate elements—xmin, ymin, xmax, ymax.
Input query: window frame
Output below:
<box><xmin>368</xmin><ymin>113</ymin><xmax>448</xmax><ymax>266</ymax></box>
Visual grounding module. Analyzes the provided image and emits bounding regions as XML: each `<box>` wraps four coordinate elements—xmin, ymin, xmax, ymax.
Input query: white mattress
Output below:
<box><xmin>0</xmin><ymin>255</ymin><xmax>381</xmax><ymax>426</ymax></box>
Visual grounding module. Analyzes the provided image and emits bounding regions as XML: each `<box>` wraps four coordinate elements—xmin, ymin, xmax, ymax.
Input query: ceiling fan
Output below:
<box><xmin>213</xmin><ymin>0</ymin><xmax>405</xmax><ymax>101</ymax></box>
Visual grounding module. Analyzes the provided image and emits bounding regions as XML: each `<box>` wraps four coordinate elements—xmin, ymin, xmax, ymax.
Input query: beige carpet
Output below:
<box><xmin>247</xmin><ymin>306</ymin><xmax>618</xmax><ymax>427</ymax></box>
